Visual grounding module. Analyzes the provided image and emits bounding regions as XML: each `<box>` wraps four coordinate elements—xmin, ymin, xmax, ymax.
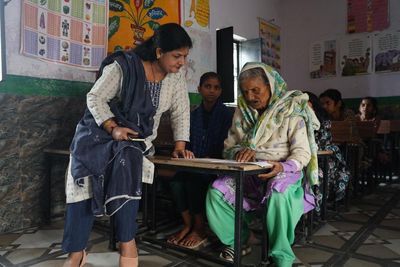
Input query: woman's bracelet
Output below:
<box><xmin>102</xmin><ymin>118</ymin><xmax>117</xmax><ymax>134</ymax></box>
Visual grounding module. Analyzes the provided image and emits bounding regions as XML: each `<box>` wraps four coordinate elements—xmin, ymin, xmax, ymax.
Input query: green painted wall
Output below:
<box><xmin>0</xmin><ymin>74</ymin><xmax>203</xmax><ymax>105</ymax></box>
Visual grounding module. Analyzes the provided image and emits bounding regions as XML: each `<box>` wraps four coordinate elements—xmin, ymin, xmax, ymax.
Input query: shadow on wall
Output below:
<box><xmin>0</xmin><ymin>93</ymin><xmax>86</xmax><ymax>233</ymax></box>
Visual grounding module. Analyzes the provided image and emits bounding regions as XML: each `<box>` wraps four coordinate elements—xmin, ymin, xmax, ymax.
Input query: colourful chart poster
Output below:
<box><xmin>373</xmin><ymin>31</ymin><xmax>400</xmax><ymax>73</ymax></box>
<box><xmin>182</xmin><ymin>0</ymin><xmax>210</xmax><ymax>31</ymax></box>
<box><xmin>21</xmin><ymin>0</ymin><xmax>108</xmax><ymax>70</ymax></box>
<box><xmin>259</xmin><ymin>18</ymin><xmax>281</xmax><ymax>72</ymax></box>
<box><xmin>108</xmin><ymin>0</ymin><xmax>180</xmax><ymax>54</ymax></box>
<box><xmin>309</xmin><ymin>40</ymin><xmax>337</xmax><ymax>79</ymax></box>
<box><xmin>340</xmin><ymin>34</ymin><xmax>372</xmax><ymax>76</ymax></box>
<box><xmin>347</xmin><ymin>0</ymin><xmax>389</xmax><ymax>34</ymax></box>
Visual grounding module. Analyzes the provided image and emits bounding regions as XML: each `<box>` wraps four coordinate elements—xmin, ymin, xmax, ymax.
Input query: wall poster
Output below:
<box><xmin>347</xmin><ymin>0</ymin><xmax>389</xmax><ymax>34</ymax></box>
<box><xmin>309</xmin><ymin>40</ymin><xmax>337</xmax><ymax>79</ymax></box>
<box><xmin>259</xmin><ymin>18</ymin><xmax>281</xmax><ymax>72</ymax></box>
<box><xmin>340</xmin><ymin>34</ymin><xmax>372</xmax><ymax>76</ymax></box>
<box><xmin>373</xmin><ymin>31</ymin><xmax>400</xmax><ymax>73</ymax></box>
<box><xmin>22</xmin><ymin>0</ymin><xmax>108</xmax><ymax>70</ymax></box>
<box><xmin>108</xmin><ymin>0</ymin><xmax>180</xmax><ymax>54</ymax></box>
<box><xmin>182</xmin><ymin>0</ymin><xmax>209</xmax><ymax>31</ymax></box>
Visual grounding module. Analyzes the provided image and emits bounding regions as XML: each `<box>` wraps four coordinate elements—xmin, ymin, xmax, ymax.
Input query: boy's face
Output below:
<box><xmin>198</xmin><ymin>77</ymin><xmax>222</xmax><ymax>104</ymax></box>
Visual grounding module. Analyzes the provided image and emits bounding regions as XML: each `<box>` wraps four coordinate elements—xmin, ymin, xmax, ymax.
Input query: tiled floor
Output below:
<box><xmin>1</xmin><ymin>184</ymin><xmax>400</xmax><ymax>267</ymax></box>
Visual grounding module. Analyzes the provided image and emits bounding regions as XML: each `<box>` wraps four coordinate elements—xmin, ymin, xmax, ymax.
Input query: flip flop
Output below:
<box><xmin>166</xmin><ymin>229</ymin><xmax>190</xmax><ymax>245</ymax></box>
<box><xmin>219</xmin><ymin>245</ymin><xmax>252</xmax><ymax>262</ymax></box>
<box><xmin>180</xmin><ymin>237</ymin><xmax>209</xmax><ymax>250</ymax></box>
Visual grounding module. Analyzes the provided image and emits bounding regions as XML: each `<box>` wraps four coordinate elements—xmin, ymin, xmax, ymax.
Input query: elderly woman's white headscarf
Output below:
<box><xmin>225</xmin><ymin>62</ymin><xmax>321</xmax><ymax>185</ymax></box>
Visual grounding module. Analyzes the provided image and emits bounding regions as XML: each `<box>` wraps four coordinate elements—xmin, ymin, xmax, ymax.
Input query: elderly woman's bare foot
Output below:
<box><xmin>167</xmin><ymin>226</ymin><xmax>191</xmax><ymax>245</ymax></box>
<box><xmin>179</xmin><ymin>230</ymin><xmax>208</xmax><ymax>250</ymax></box>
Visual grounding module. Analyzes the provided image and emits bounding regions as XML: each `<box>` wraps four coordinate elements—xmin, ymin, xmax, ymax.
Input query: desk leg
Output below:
<box><xmin>320</xmin><ymin>156</ymin><xmax>328</xmax><ymax>221</ymax></box>
<box><xmin>151</xmin><ymin>172</ymin><xmax>157</xmax><ymax>232</ymax></box>
<box><xmin>233</xmin><ymin>171</ymin><xmax>244</xmax><ymax>267</ymax></box>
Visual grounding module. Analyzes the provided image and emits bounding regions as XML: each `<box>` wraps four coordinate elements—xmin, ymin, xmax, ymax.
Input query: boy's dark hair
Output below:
<box><xmin>133</xmin><ymin>23</ymin><xmax>193</xmax><ymax>61</ymax></box>
<box><xmin>305</xmin><ymin>91</ymin><xmax>329</xmax><ymax>122</ymax></box>
<box><xmin>319</xmin><ymin>88</ymin><xmax>345</xmax><ymax>111</ymax></box>
<box><xmin>199</xmin><ymin>72</ymin><xmax>222</xmax><ymax>87</ymax></box>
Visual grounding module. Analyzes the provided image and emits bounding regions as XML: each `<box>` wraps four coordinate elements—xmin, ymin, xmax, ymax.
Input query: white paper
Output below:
<box><xmin>173</xmin><ymin>158</ymin><xmax>273</xmax><ymax>168</ymax></box>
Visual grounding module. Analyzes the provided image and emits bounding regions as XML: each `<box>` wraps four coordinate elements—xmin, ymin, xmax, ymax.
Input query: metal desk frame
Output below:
<box><xmin>145</xmin><ymin>156</ymin><xmax>268</xmax><ymax>267</ymax></box>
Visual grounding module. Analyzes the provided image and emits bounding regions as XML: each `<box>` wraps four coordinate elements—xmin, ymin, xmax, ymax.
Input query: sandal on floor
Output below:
<box><xmin>219</xmin><ymin>245</ymin><xmax>252</xmax><ymax>262</ymax></box>
<box><xmin>180</xmin><ymin>237</ymin><xmax>209</xmax><ymax>250</ymax></box>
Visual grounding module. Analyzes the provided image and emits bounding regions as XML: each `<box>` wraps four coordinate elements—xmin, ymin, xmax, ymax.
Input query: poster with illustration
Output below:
<box><xmin>21</xmin><ymin>0</ymin><xmax>108</xmax><ymax>70</ymax></box>
<box><xmin>373</xmin><ymin>31</ymin><xmax>400</xmax><ymax>73</ymax></box>
<box><xmin>347</xmin><ymin>0</ymin><xmax>389</xmax><ymax>34</ymax></box>
<box><xmin>259</xmin><ymin>18</ymin><xmax>281</xmax><ymax>72</ymax></box>
<box><xmin>183</xmin><ymin>27</ymin><xmax>212</xmax><ymax>93</ymax></box>
<box><xmin>182</xmin><ymin>0</ymin><xmax>209</xmax><ymax>31</ymax></box>
<box><xmin>108</xmin><ymin>0</ymin><xmax>180</xmax><ymax>54</ymax></box>
<box><xmin>340</xmin><ymin>35</ymin><xmax>372</xmax><ymax>76</ymax></box>
<box><xmin>309</xmin><ymin>40</ymin><xmax>337</xmax><ymax>79</ymax></box>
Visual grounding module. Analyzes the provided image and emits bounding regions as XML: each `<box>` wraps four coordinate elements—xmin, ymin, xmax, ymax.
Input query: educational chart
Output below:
<box><xmin>259</xmin><ymin>18</ymin><xmax>281</xmax><ymax>72</ymax></box>
<box><xmin>347</xmin><ymin>0</ymin><xmax>389</xmax><ymax>34</ymax></box>
<box><xmin>340</xmin><ymin>35</ymin><xmax>372</xmax><ymax>76</ymax></box>
<box><xmin>309</xmin><ymin>40</ymin><xmax>337</xmax><ymax>79</ymax></box>
<box><xmin>182</xmin><ymin>0</ymin><xmax>210</xmax><ymax>31</ymax></box>
<box><xmin>22</xmin><ymin>0</ymin><xmax>108</xmax><ymax>70</ymax></box>
<box><xmin>183</xmin><ymin>27</ymin><xmax>212</xmax><ymax>93</ymax></box>
<box><xmin>373</xmin><ymin>31</ymin><xmax>400</xmax><ymax>73</ymax></box>
<box><xmin>108</xmin><ymin>0</ymin><xmax>180</xmax><ymax>54</ymax></box>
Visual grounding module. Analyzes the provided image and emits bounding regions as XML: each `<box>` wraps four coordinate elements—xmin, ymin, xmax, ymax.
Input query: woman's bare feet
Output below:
<box><xmin>167</xmin><ymin>226</ymin><xmax>191</xmax><ymax>245</ymax></box>
<box><xmin>63</xmin><ymin>251</ymin><xmax>86</xmax><ymax>267</ymax></box>
<box><xmin>178</xmin><ymin>230</ymin><xmax>208</xmax><ymax>249</ymax></box>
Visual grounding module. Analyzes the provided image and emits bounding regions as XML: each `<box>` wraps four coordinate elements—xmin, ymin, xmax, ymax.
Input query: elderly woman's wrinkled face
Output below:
<box><xmin>241</xmin><ymin>77</ymin><xmax>271</xmax><ymax>112</ymax></box>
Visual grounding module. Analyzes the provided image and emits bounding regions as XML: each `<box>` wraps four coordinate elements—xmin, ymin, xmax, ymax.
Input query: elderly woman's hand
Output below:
<box><xmin>258</xmin><ymin>161</ymin><xmax>283</xmax><ymax>180</ymax></box>
<box><xmin>235</xmin><ymin>148</ymin><xmax>256</xmax><ymax>162</ymax></box>
<box><xmin>172</xmin><ymin>149</ymin><xmax>194</xmax><ymax>159</ymax></box>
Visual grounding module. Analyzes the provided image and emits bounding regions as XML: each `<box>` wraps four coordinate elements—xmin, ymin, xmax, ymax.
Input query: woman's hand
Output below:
<box><xmin>111</xmin><ymin>127</ymin><xmax>139</xmax><ymax>141</ymax></box>
<box><xmin>172</xmin><ymin>149</ymin><xmax>194</xmax><ymax>159</ymax></box>
<box><xmin>258</xmin><ymin>161</ymin><xmax>283</xmax><ymax>180</ymax></box>
<box><xmin>235</xmin><ymin>148</ymin><xmax>256</xmax><ymax>162</ymax></box>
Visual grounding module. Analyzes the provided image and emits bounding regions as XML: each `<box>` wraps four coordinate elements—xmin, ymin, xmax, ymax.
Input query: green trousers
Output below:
<box><xmin>206</xmin><ymin>179</ymin><xmax>304</xmax><ymax>267</ymax></box>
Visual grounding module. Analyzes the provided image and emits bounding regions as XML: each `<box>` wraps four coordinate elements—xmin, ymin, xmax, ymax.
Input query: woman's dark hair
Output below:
<box><xmin>133</xmin><ymin>23</ymin><xmax>192</xmax><ymax>61</ymax></box>
<box><xmin>360</xmin><ymin>96</ymin><xmax>378</xmax><ymax>115</ymax></box>
<box><xmin>319</xmin><ymin>88</ymin><xmax>345</xmax><ymax>111</ymax></box>
<box><xmin>305</xmin><ymin>91</ymin><xmax>329</xmax><ymax>122</ymax></box>
<box><xmin>199</xmin><ymin>72</ymin><xmax>222</xmax><ymax>87</ymax></box>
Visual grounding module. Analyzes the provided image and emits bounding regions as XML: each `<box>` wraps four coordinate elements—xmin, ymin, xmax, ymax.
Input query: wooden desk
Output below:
<box><xmin>146</xmin><ymin>156</ymin><xmax>269</xmax><ymax>266</ymax></box>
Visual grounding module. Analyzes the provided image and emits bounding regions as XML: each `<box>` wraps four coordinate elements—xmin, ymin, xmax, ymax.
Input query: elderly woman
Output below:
<box><xmin>206</xmin><ymin>63</ymin><xmax>320</xmax><ymax>267</ymax></box>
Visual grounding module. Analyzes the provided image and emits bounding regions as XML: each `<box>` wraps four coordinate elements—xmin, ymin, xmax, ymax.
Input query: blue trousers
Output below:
<box><xmin>62</xmin><ymin>198</ymin><xmax>139</xmax><ymax>252</ymax></box>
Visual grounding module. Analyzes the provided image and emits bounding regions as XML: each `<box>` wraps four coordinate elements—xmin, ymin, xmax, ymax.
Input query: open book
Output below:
<box><xmin>172</xmin><ymin>158</ymin><xmax>273</xmax><ymax>168</ymax></box>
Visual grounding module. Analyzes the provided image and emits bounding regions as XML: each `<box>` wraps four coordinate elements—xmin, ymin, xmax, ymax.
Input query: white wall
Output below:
<box><xmin>5</xmin><ymin>0</ymin><xmax>96</xmax><ymax>82</ymax></box>
<box><xmin>280</xmin><ymin>0</ymin><xmax>400</xmax><ymax>98</ymax></box>
<box><xmin>208</xmin><ymin>0</ymin><xmax>282</xmax><ymax>69</ymax></box>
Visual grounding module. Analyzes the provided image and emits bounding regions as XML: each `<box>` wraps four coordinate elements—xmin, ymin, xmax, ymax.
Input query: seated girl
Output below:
<box><xmin>306</xmin><ymin>92</ymin><xmax>351</xmax><ymax>203</ymax></box>
<box><xmin>167</xmin><ymin>72</ymin><xmax>233</xmax><ymax>249</ymax></box>
<box><xmin>206</xmin><ymin>63</ymin><xmax>320</xmax><ymax>266</ymax></box>
<box><xmin>319</xmin><ymin>89</ymin><xmax>355</xmax><ymax>121</ymax></box>
<box><xmin>356</xmin><ymin>96</ymin><xmax>380</xmax><ymax>122</ymax></box>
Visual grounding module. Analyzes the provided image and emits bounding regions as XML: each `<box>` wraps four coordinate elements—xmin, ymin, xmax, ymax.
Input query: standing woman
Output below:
<box><xmin>62</xmin><ymin>23</ymin><xmax>193</xmax><ymax>267</ymax></box>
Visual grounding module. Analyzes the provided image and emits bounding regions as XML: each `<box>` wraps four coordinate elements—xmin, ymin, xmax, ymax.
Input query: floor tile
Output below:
<box><xmin>343</xmin><ymin>258</ymin><xmax>382</xmax><ymax>267</ymax></box>
<box><xmin>6</xmin><ymin>248</ymin><xmax>47</xmax><ymax>265</ymax></box>
<box><xmin>383</xmin><ymin>239</ymin><xmax>400</xmax><ymax>255</ymax></box>
<box><xmin>356</xmin><ymin>244</ymin><xmax>400</xmax><ymax>259</ymax></box>
<box><xmin>11</xmin><ymin>230</ymin><xmax>63</xmax><ymax>249</ymax></box>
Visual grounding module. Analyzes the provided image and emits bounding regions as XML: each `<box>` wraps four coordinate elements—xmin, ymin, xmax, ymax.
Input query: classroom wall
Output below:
<box><xmin>280</xmin><ymin>0</ymin><xmax>400</xmax><ymax>99</ymax></box>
